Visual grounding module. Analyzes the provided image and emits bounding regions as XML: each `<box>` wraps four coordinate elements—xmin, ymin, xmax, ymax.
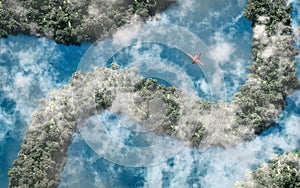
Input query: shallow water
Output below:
<box><xmin>0</xmin><ymin>0</ymin><xmax>300</xmax><ymax>187</ymax></box>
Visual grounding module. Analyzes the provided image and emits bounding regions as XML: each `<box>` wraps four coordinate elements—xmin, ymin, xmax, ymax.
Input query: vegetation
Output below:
<box><xmin>190</xmin><ymin>123</ymin><xmax>206</xmax><ymax>147</ymax></box>
<box><xmin>7</xmin><ymin>0</ymin><xmax>300</xmax><ymax>186</ymax></box>
<box><xmin>233</xmin><ymin>0</ymin><xmax>300</xmax><ymax>135</ymax></box>
<box><xmin>134</xmin><ymin>78</ymin><xmax>207</xmax><ymax>147</ymax></box>
<box><xmin>0</xmin><ymin>0</ymin><xmax>176</xmax><ymax>45</ymax></box>
<box><xmin>134</xmin><ymin>78</ymin><xmax>180</xmax><ymax>121</ymax></box>
<box><xmin>8</xmin><ymin>118</ymin><xmax>72</xmax><ymax>187</ymax></box>
<box><xmin>134</xmin><ymin>78</ymin><xmax>181</xmax><ymax>134</ymax></box>
<box><xmin>95</xmin><ymin>89</ymin><xmax>114</xmax><ymax>110</ymax></box>
<box><xmin>8</xmin><ymin>68</ymin><xmax>208</xmax><ymax>187</ymax></box>
<box><xmin>235</xmin><ymin>1</ymin><xmax>300</xmax><ymax>186</ymax></box>
<box><xmin>236</xmin><ymin>152</ymin><xmax>300</xmax><ymax>188</ymax></box>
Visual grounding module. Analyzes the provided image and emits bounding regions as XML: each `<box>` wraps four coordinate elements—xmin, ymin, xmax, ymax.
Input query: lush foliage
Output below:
<box><xmin>237</xmin><ymin>152</ymin><xmax>300</xmax><ymax>188</ymax></box>
<box><xmin>0</xmin><ymin>0</ymin><xmax>176</xmax><ymax>45</ymax></box>
<box><xmin>9</xmin><ymin>67</ymin><xmax>210</xmax><ymax>187</ymax></box>
<box><xmin>7</xmin><ymin>0</ymin><xmax>300</xmax><ymax>186</ymax></box>
<box><xmin>234</xmin><ymin>0</ymin><xmax>300</xmax><ymax>135</ymax></box>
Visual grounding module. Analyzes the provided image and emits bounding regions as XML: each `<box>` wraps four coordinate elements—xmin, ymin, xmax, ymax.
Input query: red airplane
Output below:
<box><xmin>186</xmin><ymin>52</ymin><xmax>205</xmax><ymax>66</ymax></box>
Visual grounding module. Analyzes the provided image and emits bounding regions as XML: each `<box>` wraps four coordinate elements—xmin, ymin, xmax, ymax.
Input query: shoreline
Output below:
<box><xmin>7</xmin><ymin>0</ymin><xmax>300</xmax><ymax>187</ymax></box>
<box><xmin>0</xmin><ymin>0</ymin><xmax>177</xmax><ymax>46</ymax></box>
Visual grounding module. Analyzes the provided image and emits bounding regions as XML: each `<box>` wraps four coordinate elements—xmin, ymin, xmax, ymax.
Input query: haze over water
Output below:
<box><xmin>0</xmin><ymin>0</ymin><xmax>300</xmax><ymax>187</ymax></box>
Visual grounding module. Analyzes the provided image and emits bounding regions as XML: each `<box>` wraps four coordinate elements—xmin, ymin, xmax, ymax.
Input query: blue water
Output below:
<box><xmin>0</xmin><ymin>35</ymin><xmax>89</xmax><ymax>187</ymax></box>
<box><xmin>0</xmin><ymin>0</ymin><xmax>300</xmax><ymax>187</ymax></box>
<box><xmin>106</xmin><ymin>42</ymin><xmax>210</xmax><ymax>99</ymax></box>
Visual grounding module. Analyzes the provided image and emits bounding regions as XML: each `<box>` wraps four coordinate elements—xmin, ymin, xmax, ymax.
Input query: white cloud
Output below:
<box><xmin>208</xmin><ymin>33</ymin><xmax>236</xmax><ymax>65</ymax></box>
<box><xmin>261</xmin><ymin>46</ymin><xmax>275</xmax><ymax>59</ymax></box>
<box><xmin>85</xmin><ymin>98</ymin><xmax>249</xmax><ymax>185</ymax></box>
<box><xmin>142</xmin><ymin>110</ymin><xmax>300</xmax><ymax>187</ymax></box>
<box><xmin>2</xmin><ymin>1</ymin><xmax>299</xmax><ymax>188</ymax></box>
<box><xmin>13</xmin><ymin>72</ymin><xmax>34</xmax><ymax>97</ymax></box>
<box><xmin>112</xmin><ymin>17</ymin><xmax>143</xmax><ymax>47</ymax></box>
<box><xmin>258</xmin><ymin>16</ymin><xmax>268</xmax><ymax>23</ymax></box>
<box><xmin>196</xmin><ymin>78</ymin><xmax>210</xmax><ymax>94</ymax></box>
<box><xmin>253</xmin><ymin>25</ymin><xmax>267</xmax><ymax>40</ymax></box>
<box><xmin>0</xmin><ymin>35</ymin><xmax>64</xmax><ymax>135</ymax></box>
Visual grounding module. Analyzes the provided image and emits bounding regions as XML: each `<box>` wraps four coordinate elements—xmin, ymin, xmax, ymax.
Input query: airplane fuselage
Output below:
<box><xmin>186</xmin><ymin>52</ymin><xmax>204</xmax><ymax>66</ymax></box>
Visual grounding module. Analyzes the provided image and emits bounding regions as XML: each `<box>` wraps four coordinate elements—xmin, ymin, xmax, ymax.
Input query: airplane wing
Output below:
<box><xmin>186</xmin><ymin>53</ymin><xmax>195</xmax><ymax>59</ymax></box>
<box><xmin>186</xmin><ymin>52</ymin><xmax>204</xmax><ymax>66</ymax></box>
<box><xmin>194</xmin><ymin>59</ymin><xmax>205</xmax><ymax>66</ymax></box>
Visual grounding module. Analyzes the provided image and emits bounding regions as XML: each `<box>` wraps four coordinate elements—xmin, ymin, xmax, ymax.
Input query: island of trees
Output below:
<box><xmin>6</xmin><ymin>0</ymin><xmax>300</xmax><ymax>187</ymax></box>
<box><xmin>0</xmin><ymin>0</ymin><xmax>176</xmax><ymax>45</ymax></box>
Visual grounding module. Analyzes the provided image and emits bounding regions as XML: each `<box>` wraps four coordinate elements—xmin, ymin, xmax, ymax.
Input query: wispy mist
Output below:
<box><xmin>0</xmin><ymin>35</ymin><xmax>88</xmax><ymax>186</ymax></box>
<box><xmin>2</xmin><ymin>0</ymin><xmax>300</xmax><ymax>187</ymax></box>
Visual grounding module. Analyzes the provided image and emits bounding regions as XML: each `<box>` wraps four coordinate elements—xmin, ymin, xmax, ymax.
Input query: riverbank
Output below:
<box><xmin>0</xmin><ymin>0</ymin><xmax>176</xmax><ymax>45</ymax></box>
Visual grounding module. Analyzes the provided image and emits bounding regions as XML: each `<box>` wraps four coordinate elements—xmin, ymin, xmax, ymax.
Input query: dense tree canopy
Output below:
<box><xmin>237</xmin><ymin>152</ymin><xmax>300</xmax><ymax>188</ymax></box>
<box><xmin>0</xmin><ymin>0</ymin><xmax>176</xmax><ymax>45</ymax></box>
<box><xmin>233</xmin><ymin>0</ymin><xmax>300</xmax><ymax>135</ymax></box>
